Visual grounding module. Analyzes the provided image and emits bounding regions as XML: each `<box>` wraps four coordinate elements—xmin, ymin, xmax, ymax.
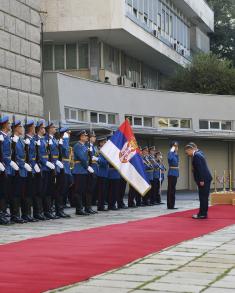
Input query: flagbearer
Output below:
<box><xmin>167</xmin><ymin>141</ymin><xmax>179</xmax><ymax>209</ymax></box>
<box><xmin>0</xmin><ymin>115</ymin><xmax>12</xmax><ymax>225</ymax></box>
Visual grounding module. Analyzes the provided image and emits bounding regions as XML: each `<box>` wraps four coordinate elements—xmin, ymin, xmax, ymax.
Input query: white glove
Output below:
<box><xmin>34</xmin><ymin>163</ymin><xmax>41</xmax><ymax>173</ymax></box>
<box><xmin>46</xmin><ymin>161</ymin><xmax>55</xmax><ymax>170</ymax></box>
<box><xmin>0</xmin><ymin>162</ymin><xmax>5</xmax><ymax>172</ymax></box>
<box><xmin>63</xmin><ymin>132</ymin><xmax>69</xmax><ymax>139</ymax></box>
<box><xmin>89</xmin><ymin>146</ymin><xmax>93</xmax><ymax>152</ymax></box>
<box><xmin>10</xmin><ymin>161</ymin><xmax>19</xmax><ymax>171</ymax></box>
<box><xmin>170</xmin><ymin>146</ymin><xmax>175</xmax><ymax>152</ymax></box>
<box><xmin>24</xmin><ymin>163</ymin><xmax>32</xmax><ymax>172</ymax></box>
<box><xmin>56</xmin><ymin>160</ymin><xmax>64</xmax><ymax>169</ymax></box>
<box><xmin>12</xmin><ymin>135</ymin><xmax>19</xmax><ymax>143</ymax></box>
<box><xmin>48</xmin><ymin>139</ymin><xmax>53</xmax><ymax>145</ymax></box>
<box><xmin>0</xmin><ymin>134</ymin><xmax>4</xmax><ymax>142</ymax></box>
<box><xmin>24</xmin><ymin>138</ymin><xmax>30</xmax><ymax>145</ymax></box>
<box><xmin>92</xmin><ymin>156</ymin><xmax>98</xmax><ymax>162</ymax></box>
<box><xmin>87</xmin><ymin>166</ymin><xmax>94</xmax><ymax>173</ymax></box>
<box><xmin>36</xmin><ymin>140</ymin><xmax>41</xmax><ymax>146</ymax></box>
<box><xmin>59</xmin><ymin>138</ymin><xmax>63</xmax><ymax>145</ymax></box>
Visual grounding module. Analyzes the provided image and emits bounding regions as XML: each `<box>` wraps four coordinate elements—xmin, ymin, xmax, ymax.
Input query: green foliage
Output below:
<box><xmin>207</xmin><ymin>0</ymin><xmax>235</xmax><ymax>65</ymax></box>
<box><xmin>165</xmin><ymin>53</ymin><xmax>235</xmax><ymax>95</ymax></box>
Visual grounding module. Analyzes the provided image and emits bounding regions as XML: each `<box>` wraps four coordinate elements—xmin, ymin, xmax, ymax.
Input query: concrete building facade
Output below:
<box><xmin>0</xmin><ymin>0</ymin><xmax>43</xmax><ymax>119</ymax></box>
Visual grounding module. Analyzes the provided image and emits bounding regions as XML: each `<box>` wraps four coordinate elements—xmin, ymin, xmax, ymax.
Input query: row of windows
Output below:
<box><xmin>64</xmin><ymin>109</ymin><xmax>233</xmax><ymax>132</ymax></box>
<box><xmin>43</xmin><ymin>43</ymin><xmax>89</xmax><ymax>71</ymax></box>
<box><xmin>199</xmin><ymin>120</ymin><xmax>232</xmax><ymax>131</ymax></box>
<box><xmin>126</xmin><ymin>0</ymin><xmax>190</xmax><ymax>56</ymax></box>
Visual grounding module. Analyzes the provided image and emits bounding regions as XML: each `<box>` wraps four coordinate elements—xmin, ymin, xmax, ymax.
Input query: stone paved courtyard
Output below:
<box><xmin>1</xmin><ymin>192</ymin><xmax>235</xmax><ymax>293</ymax></box>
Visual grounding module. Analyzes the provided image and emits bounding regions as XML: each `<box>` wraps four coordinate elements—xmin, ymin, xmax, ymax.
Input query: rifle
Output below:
<box><xmin>11</xmin><ymin>114</ymin><xmax>18</xmax><ymax>175</ymax></box>
<box><xmin>24</xmin><ymin>116</ymin><xmax>33</xmax><ymax>177</ymax></box>
<box><xmin>58</xmin><ymin>121</ymin><xmax>64</xmax><ymax>174</ymax></box>
<box><xmin>0</xmin><ymin>106</ymin><xmax>5</xmax><ymax>175</ymax></box>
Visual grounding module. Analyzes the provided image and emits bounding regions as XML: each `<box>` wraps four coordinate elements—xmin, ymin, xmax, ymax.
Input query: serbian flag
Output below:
<box><xmin>100</xmin><ymin>119</ymin><xmax>151</xmax><ymax>196</ymax></box>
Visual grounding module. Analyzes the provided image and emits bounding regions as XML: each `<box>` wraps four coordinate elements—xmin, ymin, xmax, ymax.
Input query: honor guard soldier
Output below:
<box><xmin>96</xmin><ymin>136</ymin><xmax>109</xmax><ymax>211</ymax></box>
<box><xmin>108</xmin><ymin>163</ymin><xmax>121</xmax><ymax>210</ymax></box>
<box><xmin>154</xmin><ymin>151</ymin><xmax>166</xmax><ymax>204</ymax></box>
<box><xmin>86</xmin><ymin>131</ymin><xmax>99</xmax><ymax>213</ymax></box>
<box><xmin>36</xmin><ymin>120</ymin><xmax>57</xmax><ymax>220</ymax></box>
<box><xmin>23</xmin><ymin>119</ymin><xmax>39</xmax><ymax>222</ymax></box>
<box><xmin>142</xmin><ymin>146</ymin><xmax>154</xmax><ymax>206</ymax></box>
<box><xmin>149</xmin><ymin>146</ymin><xmax>159</xmax><ymax>205</ymax></box>
<box><xmin>73</xmin><ymin>130</ymin><xmax>94</xmax><ymax>216</ymax></box>
<box><xmin>45</xmin><ymin>121</ymin><xmax>63</xmax><ymax>219</ymax></box>
<box><xmin>167</xmin><ymin>141</ymin><xmax>179</xmax><ymax>209</ymax></box>
<box><xmin>11</xmin><ymin>119</ymin><xmax>32</xmax><ymax>223</ymax></box>
<box><xmin>56</xmin><ymin>125</ymin><xmax>70</xmax><ymax>218</ymax></box>
<box><xmin>0</xmin><ymin>115</ymin><xmax>12</xmax><ymax>225</ymax></box>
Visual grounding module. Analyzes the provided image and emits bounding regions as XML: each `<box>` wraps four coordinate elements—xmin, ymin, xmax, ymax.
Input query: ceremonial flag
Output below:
<box><xmin>100</xmin><ymin>119</ymin><xmax>151</xmax><ymax>196</ymax></box>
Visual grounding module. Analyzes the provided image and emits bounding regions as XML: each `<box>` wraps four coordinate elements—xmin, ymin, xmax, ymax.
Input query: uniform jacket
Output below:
<box><xmin>97</xmin><ymin>153</ymin><xmax>109</xmax><ymax>178</ymax></box>
<box><xmin>0</xmin><ymin>131</ymin><xmax>14</xmax><ymax>176</ymax></box>
<box><xmin>72</xmin><ymin>142</ymin><xmax>88</xmax><ymax>175</ymax></box>
<box><xmin>87</xmin><ymin>143</ymin><xmax>99</xmax><ymax>175</ymax></box>
<box><xmin>192</xmin><ymin>150</ymin><xmax>212</xmax><ymax>185</ymax></box>
<box><xmin>61</xmin><ymin>137</ymin><xmax>71</xmax><ymax>175</ymax></box>
<box><xmin>15</xmin><ymin>137</ymin><xmax>27</xmax><ymax>178</ymax></box>
<box><xmin>36</xmin><ymin>135</ymin><xmax>50</xmax><ymax>172</ymax></box>
<box><xmin>45</xmin><ymin>134</ymin><xmax>60</xmax><ymax>174</ymax></box>
<box><xmin>108</xmin><ymin>164</ymin><xmax>121</xmax><ymax>180</ymax></box>
<box><xmin>143</xmin><ymin>155</ymin><xmax>154</xmax><ymax>182</ymax></box>
<box><xmin>168</xmin><ymin>151</ymin><xmax>179</xmax><ymax>177</ymax></box>
<box><xmin>25</xmin><ymin>134</ymin><xmax>37</xmax><ymax>174</ymax></box>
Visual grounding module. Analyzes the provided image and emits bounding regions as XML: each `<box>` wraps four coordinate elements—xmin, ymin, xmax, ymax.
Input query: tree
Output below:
<box><xmin>207</xmin><ymin>0</ymin><xmax>235</xmax><ymax>66</ymax></box>
<box><xmin>165</xmin><ymin>53</ymin><xmax>235</xmax><ymax>95</ymax></box>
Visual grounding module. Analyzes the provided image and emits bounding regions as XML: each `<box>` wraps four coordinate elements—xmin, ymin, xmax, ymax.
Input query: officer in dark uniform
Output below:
<box><xmin>73</xmin><ymin>130</ymin><xmax>94</xmax><ymax>216</ymax></box>
<box><xmin>86</xmin><ymin>131</ymin><xmax>98</xmax><ymax>213</ymax></box>
<box><xmin>0</xmin><ymin>115</ymin><xmax>12</xmax><ymax>225</ymax></box>
<box><xmin>185</xmin><ymin>143</ymin><xmax>212</xmax><ymax>219</ymax></box>
<box><xmin>167</xmin><ymin>141</ymin><xmax>179</xmax><ymax>209</ymax></box>
<box><xmin>149</xmin><ymin>146</ymin><xmax>159</xmax><ymax>205</ymax></box>
<box><xmin>23</xmin><ymin>119</ymin><xmax>39</xmax><ymax>222</ymax></box>
<box><xmin>11</xmin><ymin>119</ymin><xmax>32</xmax><ymax>223</ymax></box>
<box><xmin>97</xmin><ymin>136</ymin><xmax>109</xmax><ymax>211</ymax></box>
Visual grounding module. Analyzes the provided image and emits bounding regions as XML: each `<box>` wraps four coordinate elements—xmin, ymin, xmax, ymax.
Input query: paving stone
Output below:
<box><xmin>211</xmin><ymin>280</ymin><xmax>235</xmax><ymax>289</ymax></box>
<box><xmin>187</xmin><ymin>261</ymin><xmax>233</xmax><ymax>269</ymax></box>
<box><xmin>92</xmin><ymin>273</ymin><xmax>151</xmax><ymax>282</ymax></box>
<box><xmin>203</xmin><ymin>288</ymin><xmax>235</xmax><ymax>293</ymax></box>
<box><xmin>80</xmin><ymin>279</ymin><xmax>142</xmax><ymax>289</ymax></box>
<box><xmin>143</xmin><ymin>282</ymin><xmax>204</xmax><ymax>293</ymax></box>
<box><xmin>164</xmin><ymin>271</ymin><xmax>219</xmax><ymax>281</ymax></box>
<box><xmin>178</xmin><ymin>266</ymin><xmax>227</xmax><ymax>274</ymax></box>
<box><xmin>52</xmin><ymin>285</ymin><xmax>129</xmax><ymax>293</ymax></box>
<box><xmin>158</xmin><ymin>275</ymin><xmax>210</xmax><ymax>286</ymax></box>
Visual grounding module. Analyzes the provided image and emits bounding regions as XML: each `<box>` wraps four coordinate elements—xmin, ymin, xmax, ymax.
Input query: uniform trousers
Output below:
<box><xmin>167</xmin><ymin>175</ymin><xmax>177</xmax><ymax>209</ymax></box>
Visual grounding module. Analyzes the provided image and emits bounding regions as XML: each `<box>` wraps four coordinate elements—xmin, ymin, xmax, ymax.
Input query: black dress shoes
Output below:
<box><xmin>34</xmin><ymin>214</ymin><xmax>48</xmax><ymax>221</ymax></box>
<box><xmin>11</xmin><ymin>216</ymin><xmax>27</xmax><ymax>224</ymax></box>
<box><xmin>22</xmin><ymin>215</ymin><xmax>39</xmax><ymax>222</ymax></box>
<box><xmin>85</xmin><ymin>208</ymin><xmax>98</xmax><ymax>214</ymax></box>
<box><xmin>56</xmin><ymin>211</ymin><xmax>71</xmax><ymax>218</ymax></box>
<box><xmin>192</xmin><ymin>214</ymin><xmax>208</xmax><ymax>219</ymax></box>
<box><xmin>168</xmin><ymin>207</ymin><xmax>178</xmax><ymax>210</ymax></box>
<box><xmin>76</xmin><ymin>210</ymin><xmax>90</xmax><ymax>216</ymax></box>
<box><xmin>97</xmin><ymin>207</ymin><xmax>108</xmax><ymax>211</ymax></box>
<box><xmin>0</xmin><ymin>215</ymin><xmax>12</xmax><ymax>225</ymax></box>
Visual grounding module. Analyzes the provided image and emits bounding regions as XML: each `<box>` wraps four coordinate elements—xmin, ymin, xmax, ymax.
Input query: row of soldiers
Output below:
<box><xmin>0</xmin><ymin>115</ymin><xmax>166</xmax><ymax>225</ymax></box>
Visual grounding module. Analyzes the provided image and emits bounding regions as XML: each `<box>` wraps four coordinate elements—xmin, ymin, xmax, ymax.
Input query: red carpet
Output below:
<box><xmin>0</xmin><ymin>205</ymin><xmax>235</xmax><ymax>293</ymax></box>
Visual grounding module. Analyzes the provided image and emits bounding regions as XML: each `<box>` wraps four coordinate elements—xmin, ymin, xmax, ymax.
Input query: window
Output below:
<box><xmin>222</xmin><ymin>121</ymin><xmax>232</xmax><ymax>130</ymax></box>
<box><xmin>125</xmin><ymin>115</ymin><xmax>133</xmax><ymax>125</ymax></box>
<box><xmin>162</xmin><ymin>9</ymin><xmax>165</xmax><ymax>32</ymax></box>
<box><xmin>158</xmin><ymin>118</ymin><xmax>191</xmax><ymax>129</ymax></box>
<box><xmin>199</xmin><ymin>120</ymin><xmax>209</xmax><ymax>129</ymax></box>
<box><xmin>54</xmin><ymin>45</ymin><xmax>65</xmax><ymax>70</ymax></box>
<box><xmin>79</xmin><ymin>43</ymin><xmax>89</xmax><ymax>68</ymax></box>
<box><xmin>90</xmin><ymin>112</ymin><xmax>116</xmax><ymax>124</ymax></box>
<box><xmin>66</xmin><ymin>44</ymin><xmax>77</xmax><ymax>70</ymax></box>
<box><xmin>166</xmin><ymin>13</ymin><xmax>169</xmax><ymax>34</ymax></box>
<box><xmin>43</xmin><ymin>45</ymin><xmax>53</xmax><ymax>70</ymax></box>
<box><xmin>64</xmin><ymin>107</ymin><xmax>85</xmax><ymax>121</ymax></box>
<box><xmin>144</xmin><ymin>117</ymin><xmax>153</xmax><ymax>127</ymax></box>
<box><xmin>108</xmin><ymin>114</ymin><xmax>116</xmax><ymax>125</ymax></box>
<box><xmin>134</xmin><ymin>117</ymin><xmax>142</xmax><ymax>126</ymax></box>
<box><xmin>90</xmin><ymin>112</ymin><xmax>98</xmax><ymax>123</ymax></box>
<box><xmin>199</xmin><ymin>120</ymin><xmax>232</xmax><ymax>131</ymax></box>
<box><xmin>210</xmin><ymin>121</ymin><xmax>220</xmax><ymax>129</ymax></box>
<box><xmin>99</xmin><ymin>113</ymin><xmax>106</xmax><ymax>124</ymax></box>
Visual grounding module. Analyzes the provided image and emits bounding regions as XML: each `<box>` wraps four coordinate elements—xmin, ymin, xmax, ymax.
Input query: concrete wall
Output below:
<box><xmin>0</xmin><ymin>0</ymin><xmax>43</xmax><ymax>118</ymax></box>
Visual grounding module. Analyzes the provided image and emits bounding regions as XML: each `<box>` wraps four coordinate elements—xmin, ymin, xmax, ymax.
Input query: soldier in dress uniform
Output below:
<box><xmin>96</xmin><ymin>136</ymin><xmax>109</xmax><ymax>211</ymax></box>
<box><xmin>0</xmin><ymin>115</ymin><xmax>12</xmax><ymax>225</ymax></box>
<box><xmin>142</xmin><ymin>146</ymin><xmax>154</xmax><ymax>206</ymax></box>
<box><xmin>55</xmin><ymin>126</ymin><xmax>70</xmax><ymax>218</ymax></box>
<box><xmin>154</xmin><ymin>151</ymin><xmax>166</xmax><ymax>204</ymax></box>
<box><xmin>73</xmin><ymin>130</ymin><xmax>94</xmax><ymax>216</ymax></box>
<box><xmin>10</xmin><ymin>119</ymin><xmax>32</xmax><ymax>223</ymax></box>
<box><xmin>149</xmin><ymin>146</ymin><xmax>159</xmax><ymax>205</ymax></box>
<box><xmin>23</xmin><ymin>119</ymin><xmax>39</xmax><ymax>222</ymax></box>
<box><xmin>167</xmin><ymin>141</ymin><xmax>179</xmax><ymax>209</ymax></box>
<box><xmin>86</xmin><ymin>131</ymin><xmax>98</xmax><ymax>213</ymax></box>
